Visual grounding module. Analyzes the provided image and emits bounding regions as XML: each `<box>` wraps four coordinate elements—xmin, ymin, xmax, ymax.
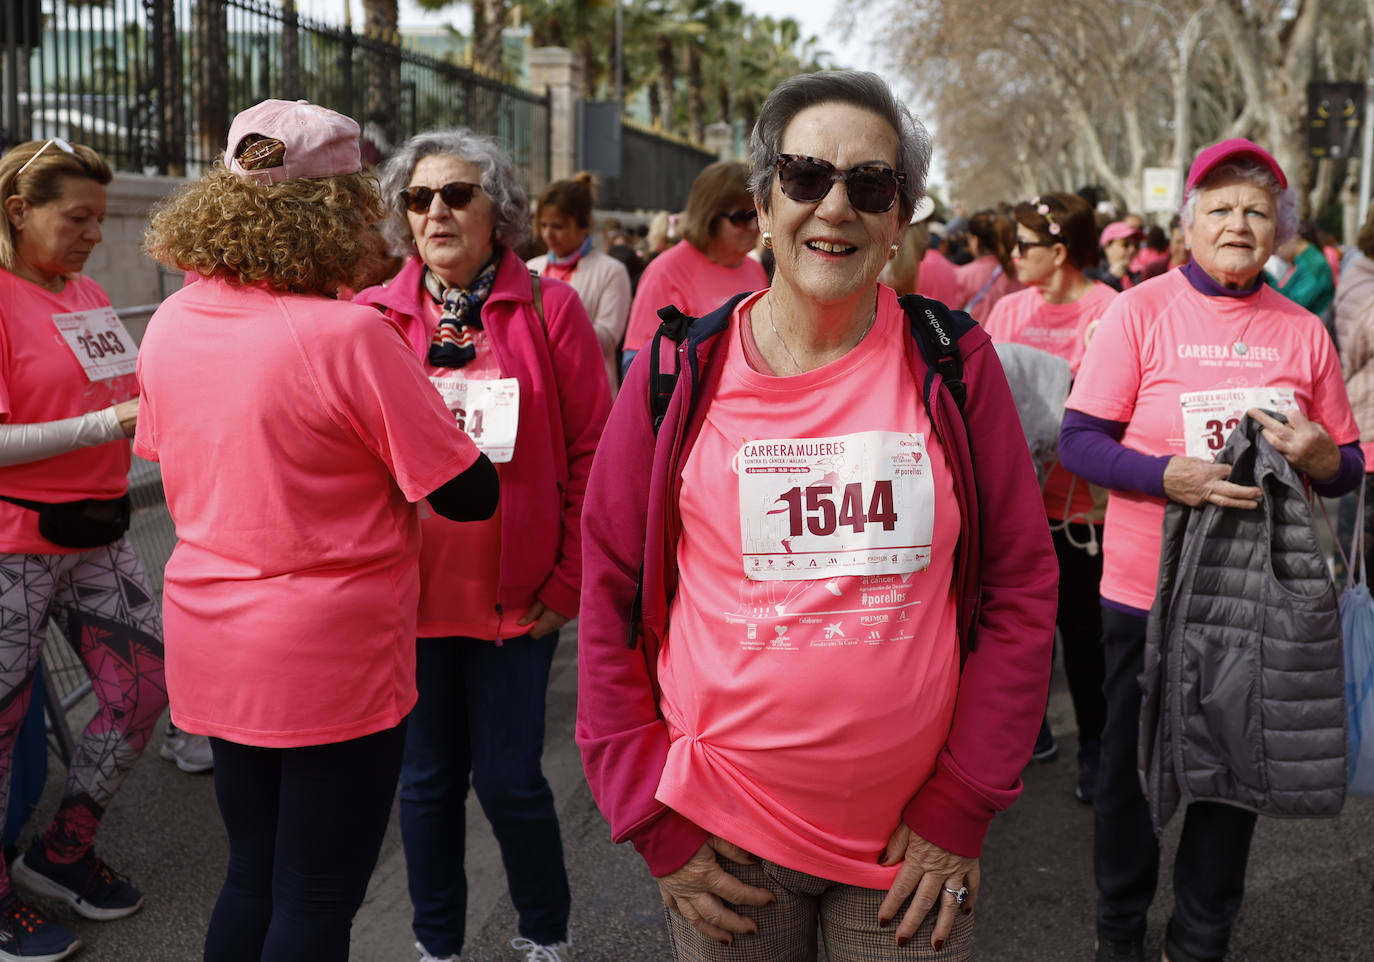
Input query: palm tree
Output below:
<box><xmin>361</xmin><ymin>0</ymin><xmax>401</xmax><ymax>140</ymax></box>
<box><xmin>191</xmin><ymin>0</ymin><xmax>229</xmax><ymax>168</ymax></box>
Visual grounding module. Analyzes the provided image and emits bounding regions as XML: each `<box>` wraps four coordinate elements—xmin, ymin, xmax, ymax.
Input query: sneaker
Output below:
<box><xmin>1075</xmin><ymin>740</ymin><xmax>1101</xmax><ymax>804</ymax></box>
<box><xmin>1030</xmin><ymin>718</ymin><xmax>1060</xmax><ymax>763</ymax></box>
<box><xmin>510</xmin><ymin>937</ymin><xmax>572</xmax><ymax>961</ymax></box>
<box><xmin>11</xmin><ymin>844</ymin><xmax>142</xmax><ymax>921</ymax></box>
<box><xmin>0</xmin><ymin>892</ymin><xmax>81</xmax><ymax>962</ymax></box>
<box><xmin>1095</xmin><ymin>937</ymin><xmax>1145</xmax><ymax>962</ymax></box>
<box><xmin>415</xmin><ymin>940</ymin><xmax>458</xmax><ymax>962</ymax></box>
<box><xmin>159</xmin><ymin>725</ymin><xmax>213</xmax><ymax>774</ymax></box>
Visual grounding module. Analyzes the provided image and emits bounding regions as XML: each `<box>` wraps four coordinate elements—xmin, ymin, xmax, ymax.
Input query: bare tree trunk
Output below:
<box><xmin>281</xmin><ymin>0</ymin><xmax>302</xmax><ymax>101</ymax></box>
<box><xmin>363</xmin><ymin>0</ymin><xmax>401</xmax><ymax>142</ymax></box>
<box><xmin>192</xmin><ymin>0</ymin><xmax>229</xmax><ymax>171</ymax></box>
<box><xmin>471</xmin><ymin>0</ymin><xmax>507</xmax><ymax>77</ymax></box>
<box><xmin>154</xmin><ymin>0</ymin><xmax>185</xmax><ymax>175</ymax></box>
<box><xmin>687</xmin><ymin>42</ymin><xmax>703</xmax><ymax>144</ymax></box>
<box><xmin>657</xmin><ymin>36</ymin><xmax>675</xmax><ymax>133</ymax></box>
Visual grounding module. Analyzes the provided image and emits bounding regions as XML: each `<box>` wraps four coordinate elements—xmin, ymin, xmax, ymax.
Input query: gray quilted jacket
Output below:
<box><xmin>1140</xmin><ymin>415</ymin><xmax>1347</xmax><ymax>833</ymax></box>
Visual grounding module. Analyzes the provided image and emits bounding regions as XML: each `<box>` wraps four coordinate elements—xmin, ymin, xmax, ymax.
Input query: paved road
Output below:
<box><xmin>29</xmin><ymin>614</ymin><xmax>1374</xmax><ymax>962</ymax></box>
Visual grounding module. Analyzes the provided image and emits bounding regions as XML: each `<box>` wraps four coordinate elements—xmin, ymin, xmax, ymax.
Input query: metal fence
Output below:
<box><xmin>1</xmin><ymin>0</ymin><xmax>551</xmax><ymax>188</ymax></box>
<box><xmin>600</xmin><ymin>122</ymin><xmax>718</xmax><ymax>212</ymax></box>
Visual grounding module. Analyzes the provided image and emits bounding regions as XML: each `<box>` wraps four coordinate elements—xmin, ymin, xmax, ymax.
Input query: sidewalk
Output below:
<box><xmin>29</xmin><ymin>616</ymin><xmax>1374</xmax><ymax>961</ymax></box>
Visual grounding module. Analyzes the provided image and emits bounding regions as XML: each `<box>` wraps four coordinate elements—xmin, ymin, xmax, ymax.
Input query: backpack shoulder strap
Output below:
<box><xmin>528</xmin><ymin>270</ymin><xmax>547</xmax><ymax>340</ymax></box>
<box><xmin>899</xmin><ymin>294</ymin><xmax>970</xmax><ymax>413</ymax></box>
<box><xmin>648</xmin><ymin>304</ymin><xmax>695</xmax><ymax>434</ymax></box>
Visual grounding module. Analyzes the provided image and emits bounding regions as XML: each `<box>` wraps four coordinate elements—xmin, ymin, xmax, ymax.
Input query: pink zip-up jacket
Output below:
<box><xmin>355</xmin><ymin>249</ymin><xmax>610</xmax><ymax>622</ymax></box>
<box><xmin>577</xmin><ymin>292</ymin><xmax>1057</xmax><ymax>877</ymax></box>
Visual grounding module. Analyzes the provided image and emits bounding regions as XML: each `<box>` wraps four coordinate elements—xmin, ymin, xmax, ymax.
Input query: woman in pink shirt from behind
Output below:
<box><xmin>881</xmin><ymin>196</ymin><xmax>960</xmax><ymax>307</ymax></box>
<box><xmin>137</xmin><ymin>101</ymin><xmax>496</xmax><ymax>962</ymax></box>
<box><xmin>578</xmin><ymin>70</ymin><xmax>1056</xmax><ymax>961</ymax></box>
<box><xmin>983</xmin><ymin>192</ymin><xmax>1117</xmax><ymax>804</ymax></box>
<box><xmin>620</xmin><ymin>161</ymin><xmax>767</xmax><ymax>373</ymax></box>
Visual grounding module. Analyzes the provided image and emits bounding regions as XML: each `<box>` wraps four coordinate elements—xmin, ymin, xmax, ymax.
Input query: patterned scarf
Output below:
<box><xmin>424</xmin><ymin>256</ymin><xmax>499</xmax><ymax>368</ymax></box>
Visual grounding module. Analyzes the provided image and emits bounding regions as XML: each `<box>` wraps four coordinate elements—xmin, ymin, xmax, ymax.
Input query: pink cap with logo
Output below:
<box><xmin>1100</xmin><ymin>221</ymin><xmax>1143</xmax><ymax>245</ymax></box>
<box><xmin>224</xmin><ymin>99</ymin><xmax>362</xmax><ymax>184</ymax></box>
<box><xmin>1185</xmin><ymin>137</ymin><xmax>1287</xmax><ymax>193</ymax></box>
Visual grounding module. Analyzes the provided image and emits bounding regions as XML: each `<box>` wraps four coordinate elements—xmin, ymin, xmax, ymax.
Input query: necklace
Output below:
<box><xmin>1231</xmin><ymin>296</ymin><xmax>1263</xmax><ymax>356</ymax></box>
<box><xmin>765</xmin><ymin>296</ymin><xmax>877</xmax><ymax>374</ymax></box>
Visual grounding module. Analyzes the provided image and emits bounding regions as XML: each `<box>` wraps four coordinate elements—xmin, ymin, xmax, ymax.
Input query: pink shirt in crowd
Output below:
<box><xmin>954</xmin><ymin>255</ymin><xmax>1023</xmax><ymax>321</ymax></box>
<box><xmin>622</xmin><ymin>241</ymin><xmax>767</xmax><ymax>352</ymax></box>
<box><xmin>134</xmin><ymin>277</ymin><xmax>481</xmax><ymax>747</ymax></box>
<box><xmin>1067</xmin><ymin>268</ymin><xmax>1359</xmax><ymax>610</ymax></box>
<box><xmin>656</xmin><ymin>290</ymin><xmax>961</xmax><ymax>887</ymax></box>
<box><xmin>917</xmin><ymin>248</ymin><xmax>960</xmax><ymax>307</ymax></box>
<box><xmin>984</xmin><ymin>282</ymin><xmax>1117</xmax><ymax>521</ymax></box>
<box><xmin>0</xmin><ymin>271</ymin><xmax>136</xmax><ymax>553</ymax></box>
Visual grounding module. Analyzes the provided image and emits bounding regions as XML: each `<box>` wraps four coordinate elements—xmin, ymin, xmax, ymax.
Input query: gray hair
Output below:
<box><xmin>747</xmin><ymin>70</ymin><xmax>931</xmax><ymax>223</ymax></box>
<box><xmin>1179</xmin><ymin>160</ymin><xmax>1298</xmax><ymax>248</ymax></box>
<box><xmin>376</xmin><ymin>128</ymin><xmax>531</xmax><ymax>255</ymax></box>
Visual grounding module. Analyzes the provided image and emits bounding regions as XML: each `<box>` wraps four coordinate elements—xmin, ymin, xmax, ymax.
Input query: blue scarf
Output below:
<box><xmin>546</xmin><ymin>235</ymin><xmax>594</xmax><ymax>267</ymax></box>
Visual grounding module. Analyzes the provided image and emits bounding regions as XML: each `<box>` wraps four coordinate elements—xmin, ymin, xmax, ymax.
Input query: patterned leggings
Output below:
<box><xmin>0</xmin><ymin>541</ymin><xmax>167</xmax><ymax>894</ymax></box>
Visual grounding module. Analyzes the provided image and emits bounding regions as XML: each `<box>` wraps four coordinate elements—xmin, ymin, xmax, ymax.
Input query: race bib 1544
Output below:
<box><xmin>738</xmin><ymin>430</ymin><xmax>935</xmax><ymax>581</ymax></box>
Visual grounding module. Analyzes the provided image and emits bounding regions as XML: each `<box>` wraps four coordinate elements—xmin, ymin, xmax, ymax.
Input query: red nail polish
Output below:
<box><xmin>878</xmin><ymin>917</ymin><xmax>890</xmax><ymax>928</ymax></box>
<box><xmin>934</xmin><ymin>938</ymin><xmax>945</xmax><ymax>952</ymax></box>
<box><xmin>896</xmin><ymin>935</ymin><xmax>909</xmax><ymax>947</ymax></box>
<box><xmin>961</xmin><ymin>905</ymin><xmax>971</xmax><ymax>916</ymax></box>
<box><xmin>718</xmin><ymin>938</ymin><xmax>730</xmax><ymax>947</ymax></box>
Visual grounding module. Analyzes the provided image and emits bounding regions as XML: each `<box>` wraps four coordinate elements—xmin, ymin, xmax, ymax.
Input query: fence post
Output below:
<box><xmin>528</xmin><ymin>47</ymin><xmax>581</xmax><ymax>184</ymax></box>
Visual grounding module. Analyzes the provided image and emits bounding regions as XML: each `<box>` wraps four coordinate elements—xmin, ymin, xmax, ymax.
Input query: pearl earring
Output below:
<box><xmin>762</xmin><ymin>232</ymin><xmax>773</xmax><ymax>249</ymax></box>
<box><xmin>889</xmin><ymin>243</ymin><xmax>900</xmax><ymax>259</ymax></box>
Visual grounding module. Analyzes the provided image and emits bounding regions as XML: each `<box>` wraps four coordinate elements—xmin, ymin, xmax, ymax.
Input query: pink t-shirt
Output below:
<box><xmin>134</xmin><ymin>277</ymin><xmax>481</xmax><ymax>747</ymax></box>
<box><xmin>622</xmin><ymin>241</ymin><xmax>767</xmax><ymax>351</ymax></box>
<box><xmin>954</xmin><ymin>255</ymin><xmax>1023</xmax><ymax>321</ymax></box>
<box><xmin>413</xmin><ymin>299</ymin><xmax>528</xmax><ymax>640</ymax></box>
<box><xmin>0</xmin><ymin>271</ymin><xmax>136</xmax><ymax>553</ymax></box>
<box><xmin>984</xmin><ymin>282</ymin><xmax>1117</xmax><ymax>521</ymax></box>
<box><xmin>1067</xmin><ymin>269</ymin><xmax>1359</xmax><ymax>610</ymax></box>
<box><xmin>917</xmin><ymin>249</ymin><xmax>960</xmax><ymax>307</ymax></box>
<box><xmin>657</xmin><ymin>287</ymin><xmax>961</xmax><ymax>887</ymax></box>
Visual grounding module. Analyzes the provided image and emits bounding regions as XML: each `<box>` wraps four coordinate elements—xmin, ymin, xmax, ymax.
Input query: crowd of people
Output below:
<box><xmin>0</xmin><ymin>66</ymin><xmax>1368</xmax><ymax>962</ymax></box>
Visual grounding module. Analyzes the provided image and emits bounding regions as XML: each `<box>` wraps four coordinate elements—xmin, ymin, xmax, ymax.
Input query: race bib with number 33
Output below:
<box><xmin>1179</xmin><ymin>386</ymin><xmax>1296</xmax><ymax>460</ymax></box>
<box><xmin>737</xmin><ymin>430</ymin><xmax>935</xmax><ymax>581</ymax></box>
<box><xmin>52</xmin><ymin>308</ymin><xmax>137</xmax><ymax>381</ymax></box>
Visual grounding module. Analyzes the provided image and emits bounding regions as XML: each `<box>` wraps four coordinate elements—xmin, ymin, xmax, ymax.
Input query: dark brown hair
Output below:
<box><xmin>1012</xmin><ymin>192</ymin><xmax>1098</xmax><ymax>269</ymax></box>
<box><xmin>537</xmin><ymin>171</ymin><xmax>597</xmax><ymax>228</ymax></box>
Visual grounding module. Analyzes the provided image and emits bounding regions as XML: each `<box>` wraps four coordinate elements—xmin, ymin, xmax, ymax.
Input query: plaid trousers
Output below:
<box><xmin>664</xmin><ymin>855</ymin><xmax>974</xmax><ymax>962</ymax></box>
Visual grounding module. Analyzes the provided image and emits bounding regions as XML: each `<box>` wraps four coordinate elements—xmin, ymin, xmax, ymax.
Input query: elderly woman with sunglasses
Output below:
<box><xmin>353</xmin><ymin>128</ymin><xmax>609</xmax><ymax>962</ymax></box>
<box><xmin>0</xmin><ymin>137</ymin><xmax>172</xmax><ymax>961</ymax></box>
<box><xmin>619</xmin><ymin>161</ymin><xmax>767</xmax><ymax>375</ymax></box>
<box><xmin>578</xmin><ymin>70</ymin><xmax>1056</xmax><ymax>961</ymax></box>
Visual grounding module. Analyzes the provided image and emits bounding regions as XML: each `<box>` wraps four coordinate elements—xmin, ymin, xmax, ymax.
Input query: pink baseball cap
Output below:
<box><xmin>1100</xmin><ymin>221</ymin><xmax>1143</xmax><ymax>245</ymax></box>
<box><xmin>1185</xmin><ymin>137</ymin><xmax>1287</xmax><ymax>193</ymax></box>
<box><xmin>224</xmin><ymin>99</ymin><xmax>361</xmax><ymax>184</ymax></box>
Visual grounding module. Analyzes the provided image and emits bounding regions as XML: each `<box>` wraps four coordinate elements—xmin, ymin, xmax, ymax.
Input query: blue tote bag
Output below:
<box><xmin>1341</xmin><ymin>478</ymin><xmax>1374</xmax><ymax>795</ymax></box>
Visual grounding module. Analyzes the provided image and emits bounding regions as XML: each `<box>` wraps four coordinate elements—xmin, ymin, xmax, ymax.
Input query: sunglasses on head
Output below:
<box><xmin>775</xmin><ymin>153</ymin><xmax>906</xmax><ymax>214</ymax></box>
<box><xmin>15</xmin><ymin>137</ymin><xmax>76</xmax><ymax>178</ymax></box>
<box><xmin>1014</xmin><ymin>238</ymin><xmax>1059</xmax><ymax>255</ymax></box>
<box><xmin>721</xmin><ymin>207</ymin><xmax>758</xmax><ymax>227</ymax></box>
<box><xmin>399</xmin><ymin>181</ymin><xmax>482</xmax><ymax>214</ymax></box>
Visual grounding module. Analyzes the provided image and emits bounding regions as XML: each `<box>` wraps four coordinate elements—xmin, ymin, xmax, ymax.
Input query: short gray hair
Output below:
<box><xmin>1179</xmin><ymin>160</ymin><xmax>1298</xmax><ymax>248</ymax></box>
<box><xmin>377</xmin><ymin>128</ymin><xmax>530</xmax><ymax>255</ymax></box>
<box><xmin>747</xmin><ymin>70</ymin><xmax>930</xmax><ymax>223</ymax></box>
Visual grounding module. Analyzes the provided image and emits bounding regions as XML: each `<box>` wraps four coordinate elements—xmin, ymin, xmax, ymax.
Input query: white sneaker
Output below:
<box><xmin>510</xmin><ymin>937</ymin><xmax>572</xmax><ymax>962</ymax></box>
<box><xmin>415</xmin><ymin>940</ymin><xmax>458</xmax><ymax>962</ymax></box>
<box><xmin>158</xmin><ymin>724</ymin><xmax>213</xmax><ymax>773</ymax></box>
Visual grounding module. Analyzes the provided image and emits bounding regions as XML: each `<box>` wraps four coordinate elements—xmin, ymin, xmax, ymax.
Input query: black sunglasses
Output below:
<box><xmin>1014</xmin><ymin>238</ymin><xmax>1059</xmax><ymax>255</ymax></box>
<box><xmin>775</xmin><ymin>153</ymin><xmax>906</xmax><ymax>214</ymax></box>
<box><xmin>722</xmin><ymin>207</ymin><xmax>759</xmax><ymax>226</ymax></box>
<box><xmin>399</xmin><ymin>181</ymin><xmax>482</xmax><ymax>214</ymax></box>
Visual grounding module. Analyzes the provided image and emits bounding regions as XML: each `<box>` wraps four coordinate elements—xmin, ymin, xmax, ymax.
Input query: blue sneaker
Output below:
<box><xmin>11</xmin><ymin>844</ymin><xmax>141</xmax><ymax>921</ymax></box>
<box><xmin>0</xmin><ymin>892</ymin><xmax>80</xmax><ymax>961</ymax></box>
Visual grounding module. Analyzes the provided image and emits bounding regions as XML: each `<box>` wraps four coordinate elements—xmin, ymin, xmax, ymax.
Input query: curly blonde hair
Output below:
<box><xmin>144</xmin><ymin>165</ymin><xmax>385</xmax><ymax>293</ymax></box>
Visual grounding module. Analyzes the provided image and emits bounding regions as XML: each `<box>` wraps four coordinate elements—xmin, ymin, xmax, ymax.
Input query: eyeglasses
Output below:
<box><xmin>399</xmin><ymin>181</ymin><xmax>482</xmax><ymax>214</ymax></box>
<box><xmin>14</xmin><ymin>137</ymin><xmax>76</xmax><ymax>178</ymax></box>
<box><xmin>722</xmin><ymin>207</ymin><xmax>758</xmax><ymax>227</ymax></box>
<box><xmin>775</xmin><ymin>153</ymin><xmax>906</xmax><ymax>214</ymax></box>
<box><xmin>1014</xmin><ymin>238</ymin><xmax>1059</xmax><ymax>255</ymax></box>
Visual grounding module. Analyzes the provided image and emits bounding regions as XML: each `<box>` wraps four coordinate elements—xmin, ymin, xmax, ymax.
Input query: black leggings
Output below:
<box><xmin>204</xmin><ymin>722</ymin><xmax>407</xmax><ymax>962</ymax></box>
